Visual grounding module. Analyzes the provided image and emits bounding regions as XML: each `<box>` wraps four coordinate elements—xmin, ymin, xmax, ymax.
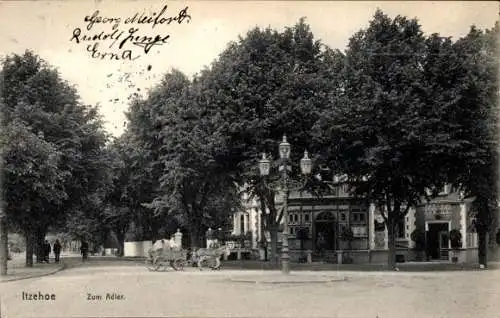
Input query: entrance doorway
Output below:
<box><xmin>426</xmin><ymin>222</ymin><xmax>450</xmax><ymax>260</ymax></box>
<box><xmin>314</xmin><ymin>211</ymin><xmax>337</xmax><ymax>251</ymax></box>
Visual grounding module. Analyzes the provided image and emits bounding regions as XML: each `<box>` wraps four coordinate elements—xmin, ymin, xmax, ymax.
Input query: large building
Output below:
<box><xmin>233</xmin><ymin>177</ymin><xmax>484</xmax><ymax>264</ymax></box>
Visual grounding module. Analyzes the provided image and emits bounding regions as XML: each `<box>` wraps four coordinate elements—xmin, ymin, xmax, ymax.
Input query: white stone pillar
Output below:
<box><xmin>234</xmin><ymin>213</ymin><xmax>240</xmax><ymax>235</ymax></box>
<box><xmin>257</xmin><ymin>209</ymin><xmax>262</xmax><ymax>243</ymax></box>
<box><xmin>244</xmin><ymin>213</ymin><xmax>249</xmax><ymax>233</ymax></box>
<box><xmin>249</xmin><ymin>209</ymin><xmax>255</xmax><ymax>248</ymax></box>
<box><xmin>253</xmin><ymin>208</ymin><xmax>259</xmax><ymax>248</ymax></box>
<box><xmin>174</xmin><ymin>229</ymin><xmax>182</xmax><ymax>248</ymax></box>
<box><xmin>232</xmin><ymin>213</ymin><xmax>237</xmax><ymax>235</ymax></box>
<box><xmin>369</xmin><ymin>203</ymin><xmax>375</xmax><ymax>250</ymax></box>
<box><xmin>460</xmin><ymin>203</ymin><xmax>467</xmax><ymax>248</ymax></box>
<box><xmin>407</xmin><ymin>208</ymin><xmax>416</xmax><ymax>248</ymax></box>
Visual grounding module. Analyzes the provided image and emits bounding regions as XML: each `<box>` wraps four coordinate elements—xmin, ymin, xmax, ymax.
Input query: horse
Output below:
<box><xmin>194</xmin><ymin>245</ymin><xmax>230</xmax><ymax>270</ymax></box>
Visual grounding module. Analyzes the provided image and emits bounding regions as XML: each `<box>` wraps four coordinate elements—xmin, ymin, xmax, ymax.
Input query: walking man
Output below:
<box><xmin>53</xmin><ymin>239</ymin><xmax>62</xmax><ymax>263</ymax></box>
<box><xmin>80</xmin><ymin>240</ymin><xmax>89</xmax><ymax>261</ymax></box>
<box><xmin>44</xmin><ymin>240</ymin><xmax>51</xmax><ymax>263</ymax></box>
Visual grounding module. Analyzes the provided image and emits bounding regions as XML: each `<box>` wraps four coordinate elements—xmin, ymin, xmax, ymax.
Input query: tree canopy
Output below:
<box><xmin>1</xmin><ymin>51</ymin><xmax>109</xmax><ymax>265</ymax></box>
<box><xmin>314</xmin><ymin>11</ymin><xmax>499</xmax><ymax>268</ymax></box>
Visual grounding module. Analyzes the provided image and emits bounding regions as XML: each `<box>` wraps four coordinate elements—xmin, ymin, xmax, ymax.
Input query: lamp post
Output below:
<box><xmin>258</xmin><ymin>135</ymin><xmax>312</xmax><ymax>274</ymax></box>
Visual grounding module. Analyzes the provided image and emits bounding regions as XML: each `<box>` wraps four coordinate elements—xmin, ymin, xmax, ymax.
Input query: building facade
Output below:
<box><xmin>231</xmin><ymin>191</ymin><xmax>262</xmax><ymax>249</ymax></box>
<box><xmin>234</xmin><ymin>179</ymin><xmax>482</xmax><ymax>264</ymax></box>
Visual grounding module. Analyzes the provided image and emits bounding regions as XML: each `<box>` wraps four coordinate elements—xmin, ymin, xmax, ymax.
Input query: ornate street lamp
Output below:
<box><xmin>258</xmin><ymin>135</ymin><xmax>312</xmax><ymax>274</ymax></box>
<box><xmin>259</xmin><ymin>153</ymin><xmax>270</xmax><ymax>176</ymax></box>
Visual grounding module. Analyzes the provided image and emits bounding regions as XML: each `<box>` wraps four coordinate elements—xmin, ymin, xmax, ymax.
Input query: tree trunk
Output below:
<box><xmin>35</xmin><ymin>228</ymin><xmax>45</xmax><ymax>263</ymax></box>
<box><xmin>0</xmin><ymin>217</ymin><xmax>8</xmax><ymax>276</ymax></box>
<box><xmin>189</xmin><ymin>222</ymin><xmax>200</xmax><ymax>250</ymax></box>
<box><xmin>115</xmin><ymin>231</ymin><xmax>125</xmax><ymax>257</ymax></box>
<box><xmin>387</xmin><ymin>218</ymin><xmax>397</xmax><ymax>270</ymax></box>
<box><xmin>478</xmin><ymin>230</ymin><xmax>488</xmax><ymax>267</ymax></box>
<box><xmin>260</xmin><ymin>201</ymin><xmax>268</xmax><ymax>261</ymax></box>
<box><xmin>25</xmin><ymin>233</ymin><xmax>34</xmax><ymax>267</ymax></box>
<box><xmin>269</xmin><ymin>227</ymin><xmax>278</xmax><ymax>265</ymax></box>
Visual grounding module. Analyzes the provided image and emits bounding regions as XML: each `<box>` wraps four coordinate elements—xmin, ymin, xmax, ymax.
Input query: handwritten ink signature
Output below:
<box><xmin>84</xmin><ymin>11</ymin><xmax>121</xmax><ymax>30</ymax></box>
<box><xmin>71</xmin><ymin>5</ymin><xmax>192</xmax><ymax>61</ymax></box>
<box><xmin>124</xmin><ymin>6</ymin><xmax>191</xmax><ymax>27</ymax></box>
<box><xmin>118</xmin><ymin>28</ymin><xmax>170</xmax><ymax>54</ymax></box>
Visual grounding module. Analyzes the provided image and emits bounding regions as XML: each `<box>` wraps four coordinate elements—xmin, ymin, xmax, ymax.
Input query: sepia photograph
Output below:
<box><xmin>0</xmin><ymin>1</ymin><xmax>499</xmax><ymax>317</ymax></box>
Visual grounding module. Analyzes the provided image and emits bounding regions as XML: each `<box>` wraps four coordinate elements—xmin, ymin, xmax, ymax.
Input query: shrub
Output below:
<box><xmin>449</xmin><ymin>229</ymin><xmax>462</xmax><ymax>249</ymax></box>
<box><xmin>340</xmin><ymin>227</ymin><xmax>354</xmax><ymax>242</ymax></box>
<box><xmin>340</xmin><ymin>227</ymin><xmax>354</xmax><ymax>250</ymax></box>
<box><xmin>410</xmin><ymin>229</ymin><xmax>425</xmax><ymax>251</ymax></box>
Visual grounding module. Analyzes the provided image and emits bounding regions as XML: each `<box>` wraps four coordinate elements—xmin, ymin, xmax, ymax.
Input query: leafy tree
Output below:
<box><xmin>2</xmin><ymin>119</ymin><xmax>68</xmax><ymax>266</ymax></box>
<box><xmin>191</xmin><ymin>19</ymin><xmax>336</xmax><ymax>262</ymax></box>
<box><xmin>441</xmin><ymin>23</ymin><xmax>499</xmax><ymax>267</ymax></box>
<box><xmin>124</xmin><ymin>71</ymin><xmax>192</xmax><ymax>241</ymax></box>
<box><xmin>105</xmin><ymin>129</ymin><xmax>185</xmax><ymax>253</ymax></box>
<box><xmin>154</xmin><ymin>79</ymin><xmax>239</xmax><ymax>248</ymax></box>
<box><xmin>103</xmin><ymin>133</ymin><xmax>139</xmax><ymax>255</ymax></box>
<box><xmin>315</xmin><ymin>11</ymin><xmax>453</xmax><ymax>269</ymax></box>
<box><xmin>119</xmin><ymin>68</ymin><xmax>241</xmax><ymax>249</ymax></box>
<box><xmin>1</xmin><ymin>51</ymin><xmax>109</xmax><ymax>266</ymax></box>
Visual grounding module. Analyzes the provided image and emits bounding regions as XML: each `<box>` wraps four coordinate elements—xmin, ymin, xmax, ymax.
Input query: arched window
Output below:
<box><xmin>316</xmin><ymin>211</ymin><xmax>336</xmax><ymax>222</ymax></box>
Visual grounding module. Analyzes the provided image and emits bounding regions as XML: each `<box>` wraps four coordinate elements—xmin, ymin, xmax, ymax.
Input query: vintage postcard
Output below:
<box><xmin>0</xmin><ymin>1</ymin><xmax>499</xmax><ymax>317</ymax></box>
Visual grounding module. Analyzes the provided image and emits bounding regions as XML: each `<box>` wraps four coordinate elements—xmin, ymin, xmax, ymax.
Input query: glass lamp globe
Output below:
<box><xmin>259</xmin><ymin>153</ymin><xmax>270</xmax><ymax>176</ymax></box>
<box><xmin>300</xmin><ymin>150</ymin><xmax>312</xmax><ymax>175</ymax></box>
<box><xmin>279</xmin><ymin>135</ymin><xmax>291</xmax><ymax>160</ymax></box>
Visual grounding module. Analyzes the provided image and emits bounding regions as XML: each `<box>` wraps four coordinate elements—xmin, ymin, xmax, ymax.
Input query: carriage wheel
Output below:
<box><xmin>145</xmin><ymin>259</ymin><xmax>155</xmax><ymax>271</ymax></box>
<box><xmin>206</xmin><ymin>258</ymin><xmax>217</xmax><ymax>270</ymax></box>
<box><xmin>174</xmin><ymin>259</ymin><xmax>186</xmax><ymax>271</ymax></box>
<box><xmin>151</xmin><ymin>258</ymin><xmax>162</xmax><ymax>271</ymax></box>
<box><xmin>169</xmin><ymin>260</ymin><xmax>178</xmax><ymax>271</ymax></box>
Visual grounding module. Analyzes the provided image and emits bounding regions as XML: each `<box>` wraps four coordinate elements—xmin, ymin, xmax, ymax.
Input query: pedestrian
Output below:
<box><xmin>44</xmin><ymin>240</ymin><xmax>51</xmax><ymax>263</ymax></box>
<box><xmin>53</xmin><ymin>239</ymin><xmax>62</xmax><ymax>263</ymax></box>
<box><xmin>80</xmin><ymin>240</ymin><xmax>89</xmax><ymax>261</ymax></box>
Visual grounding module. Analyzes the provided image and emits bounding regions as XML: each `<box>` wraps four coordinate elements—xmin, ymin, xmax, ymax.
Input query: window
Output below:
<box><xmin>340</xmin><ymin>213</ymin><xmax>346</xmax><ymax>221</ymax></box>
<box><xmin>304</xmin><ymin>213</ymin><xmax>310</xmax><ymax>222</ymax></box>
<box><xmin>240</xmin><ymin>214</ymin><xmax>245</xmax><ymax>234</ymax></box>
<box><xmin>294</xmin><ymin>214</ymin><xmax>299</xmax><ymax>222</ymax></box>
<box><xmin>439</xmin><ymin>184</ymin><xmax>449</xmax><ymax>195</ymax></box>
<box><xmin>351</xmin><ymin>211</ymin><xmax>367</xmax><ymax>225</ymax></box>
<box><xmin>316</xmin><ymin>211</ymin><xmax>335</xmax><ymax>221</ymax></box>
<box><xmin>359</xmin><ymin>213</ymin><xmax>365</xmax><ymax>222</ymax></box>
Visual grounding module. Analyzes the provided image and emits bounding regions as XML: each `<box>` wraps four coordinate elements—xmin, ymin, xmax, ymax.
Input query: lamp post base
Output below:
<box><xmin>281</xmin><ymin>247</ymin><xmax>290</xmax><ymax>274</ymax></box>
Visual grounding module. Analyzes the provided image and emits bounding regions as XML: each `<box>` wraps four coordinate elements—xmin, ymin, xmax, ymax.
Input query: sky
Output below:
<box><xmin>0</xmin><ymin>1</ymin><xmax>498</xmax><ymax>137</ymax></box>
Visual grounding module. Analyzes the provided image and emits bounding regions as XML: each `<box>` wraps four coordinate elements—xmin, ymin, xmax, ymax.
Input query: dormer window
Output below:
<box><xmin>439</xmin><ymin>184</ymin><xmax>450</xmax><ymax>195</ymax></box>
<box><xmin>425</xmin><ymin>184</ymin><xmax>450</xmax><ymax>197</ymax></box>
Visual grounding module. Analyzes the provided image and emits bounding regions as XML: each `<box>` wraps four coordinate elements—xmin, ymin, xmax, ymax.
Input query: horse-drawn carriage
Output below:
<box><xmin>145</xmin><ymin>240</ymin><xmax>231</xmax><ymax>272</ymax></box>
<box><xmin>145</xmin><ymin>246</ymin><xmax>189</xmax><ymax>271</ymax></box>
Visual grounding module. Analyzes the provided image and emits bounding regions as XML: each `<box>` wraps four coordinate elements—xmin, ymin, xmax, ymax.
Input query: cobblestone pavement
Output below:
<box><xmin>1</xmin><ymin>261</ymin><xmax>499</xmax><ymax>318</ymax></box>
